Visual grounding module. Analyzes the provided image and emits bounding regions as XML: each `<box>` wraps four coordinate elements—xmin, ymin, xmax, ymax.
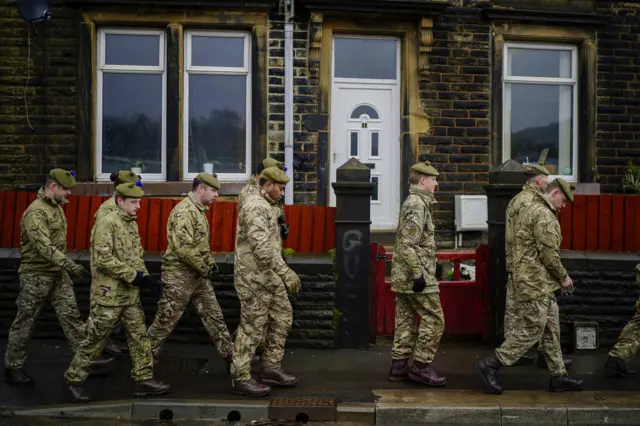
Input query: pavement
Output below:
<box><xmin>0</xmin><ymin>338</ymin><xmax>639</xmax><ymax>424</ymax></box>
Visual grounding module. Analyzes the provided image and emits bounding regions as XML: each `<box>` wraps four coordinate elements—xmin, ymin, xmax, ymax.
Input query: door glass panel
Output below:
<box><xmin>371</xmin><ymin>176</ymin><xmax>379</xmax><ymax>201</ymax></box>
<box><xmin>351</xmin><ymin>105</ymin><xmax>379</xmax><ymax>120</ymax></box>
<box><xmin>371</xmin><ymin>132</ymin><xmax>379</xmax><ymax>157</ymax></box>
<box><xmin>350</xmin><ymin>131</ymin><xmax>358</xmax><ymax>157</ymax></box>
<box><xmin>334</xmin><ymin>37</ymin><xmax>397</xmax><ymax>80</ymax></box>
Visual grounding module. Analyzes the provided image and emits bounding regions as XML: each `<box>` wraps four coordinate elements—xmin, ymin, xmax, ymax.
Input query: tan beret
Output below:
<box><xmin>555</xmin><ymin>178</ymin><xmax>576</xmax><ymax>202</ymax></box>
<box><xmin>49</xmin><ymin>168</ymin><xmax>77</xmax><ymax>189</ymax></box>
<box><xmin>411</xmin><ymin>160</ymin><xmax>439</xmax><ymax>177</ymax></box>
<box><xmin>261</xmin><ymin>166</ymin><xmax>290</xmax><ymax>184</ymax></box>
<box><xmin>115</xmin><ymin>183</ymin><xmax>144</xmax><ymax>199</ymax></box>
<box><xmin>263</xmin><ymin>158</ymin><xmax>285</xmax><ymax>170</ymax></box>
<box><xmin>196</xmin><ymin>172</ymin><xmax>221</xmax><ymax>190</ymax></box>
<box><xmin>524</xmin><ymin>163</ymin><xmax>550</xmax><ymax>176</ymax></box>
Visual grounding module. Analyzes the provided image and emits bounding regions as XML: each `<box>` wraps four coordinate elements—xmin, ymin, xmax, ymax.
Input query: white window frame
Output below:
<box><xmin>502</xmin><ymin>42</ymin><xmax>578</xmax><ymax>182</ymax></box>
<box><xmin>183</xmin><ymin>30</ymin><xmax>252</xmax><ymax>181</ymax></box>
<box><xmin>332</xmin><ymin>35</ymin><xmax>400</xmax><ymax>85</ymax></box>
<box><xmin>95</xmin><ymin>28</ymin><xmax>167</xmax><ymax>182</ymax></box>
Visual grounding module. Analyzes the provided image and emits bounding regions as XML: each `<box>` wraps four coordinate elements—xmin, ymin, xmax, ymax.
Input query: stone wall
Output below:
<box><xmin>0</xmin><ymin>250</ymin><xmax>336</xmax><ymax>349</ymax></box>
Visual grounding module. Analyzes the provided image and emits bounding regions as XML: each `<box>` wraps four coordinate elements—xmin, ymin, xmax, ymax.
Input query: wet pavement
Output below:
<box><xmin>0</xmin><ymin>338</ymin><xmax>639</xmax><ymax>407</ymax></box>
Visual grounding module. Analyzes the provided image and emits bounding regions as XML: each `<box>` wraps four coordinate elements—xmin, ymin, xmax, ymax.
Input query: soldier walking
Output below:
<box><xmin>604</xmin><ymin>262</ymin><xmax>640</xmax><ymax>377</ymax></box>
<box><xmin>476</xmin><ymin>179</ymin><xmax>583</xmax><ymax>394</ymax></box>
<box><xmin>504</xmin><ymin>164</ymin><xmax>571</xmax><ymax>369</ymax></box>
<box><xmin>4</xmin><ymin>169</ymin><xmax>115</xmax><ymax>386</ymax></box>
<box><xmin>230</xmin><ymin>167</ymin><xmax>301</xmax><ymax>397</ymax></box>
<box><xmin>64</xmin><ymin>183</ymin><xmax>169</xmax><ymax>402</ymax></box>
<box><xmin>147</xmin><ymin>173</ymin><xmax>234</xmax><ymax>368</ymax></box>
<box><xmin>388</xmin><ymin>161</ymin><xmax>447</xmax><ymax>387</ymax></box>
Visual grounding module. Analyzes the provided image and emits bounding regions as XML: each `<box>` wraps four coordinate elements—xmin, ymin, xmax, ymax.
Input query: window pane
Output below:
<box><xmin>507</xmin><ymin>48</ymin><xmax>572</xmax><ymax>78</ymax></box>
<box><xmin>371</xmin><ymin>176</ymin><xmax>379</xmax><ymax>201</ymax></box>
<box><xmin>351</xmin><ymin>105</ymin><xmax>379</xmax><ymax>120</ymax></box>
<box><xmin>507</xmin><ymin>83</ymin><xmax>574</xmax><ymax>176</ymax></box>
<box><xmin>371</xmin><ymin>132</ymin><xmax>379</xmax><ymax>157</ymax></box>
<box><xmin>350</xmin><ymin>132</ymin><xmax>358</xmax><ymax>157</ymax></box>
<box><xmin>187</xmin><ymin>74</ymin><xmax>247</xmax><ymax>174</ymax></box>
<box><xmin>102</xmin><ymin>73</ymin><xmax>163</xmax><ymax>174</ymax></box>
<box><xmin>105</xmin><ymin>34</ymin><xmax>160</xmax><ymax>66</ymax></box>
<box><xmin>191</xmin><ymin>35</ymin><xmax>245</xmax><ymax>68</ymax></box>
<box><xmin>334</xmin><ymin>37</ymin><xmax>397</xmax><ymax>79</ymax></box>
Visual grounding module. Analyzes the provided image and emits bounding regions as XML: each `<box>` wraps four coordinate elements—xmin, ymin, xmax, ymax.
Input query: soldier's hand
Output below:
<box><xmin>278</xmin><ymin>215</ymin><xmax>289</xmax><ymax>240</ymax></box>
<box><xmin>131</xmin><ymin>271</ymin><xmax>144</xmax><ymax>286</ymax></box>
<box><xmin>142</xmin><ymin>275</ymin><xmax>163</xmax><ymax>300</ymax></box>
<box><xmin>283</xmin><ymin>269</ymin><xmax>301</xmax><ymax>294</ymax></box>
<box><xmin>412</xmin><ymin>275</ymin><xmax>427</xmax><ymax>293</ymax></box>
<box><xmin>561</xmin><ymin>275</ymin><xmax>573</xmax><ymax>289</ymax></box>
<box><xmin>206</xmin><ymin>264</ymin><xmax>219</xmax><ymax>281</ymax></box>
<box><xmin>69</xmin><ymin>263</ymin><xmax>89</xmax><ymax>279</ymax></box>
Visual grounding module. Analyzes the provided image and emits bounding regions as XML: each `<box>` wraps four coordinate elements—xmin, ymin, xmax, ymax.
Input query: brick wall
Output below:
<box><xmin>420</xmin><ymin>0</ymin><xmax>491</xmax><ymax>248</ymax></box>
<box><xmin>267</xmin><ymin>10</ymin><xmax>318</xmax><ymax>204</ymax></box>
<box><xmin>0</xmin><ymin>1</ymin><xmax>79</xmax><ymax>190</ymax></box>
<box><xmin>595</xmin><ymin>1</ymin><xmax>640</xmax><ymax>194</ymax></box>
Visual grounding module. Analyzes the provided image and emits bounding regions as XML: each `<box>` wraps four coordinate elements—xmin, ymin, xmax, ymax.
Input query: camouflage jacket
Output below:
<box><xmin>505</xmin><ymin>184</ymin><xmax>541</xmax><ymax>274</ymax></box>
<box><xmin>390</xmin><ymin>186</ymin><xmax>438</xmax><ymax>294</ymax></box>
<box><xmin>162</xmin><ymin>191</ymin><xmax>216</xmax><ymax>276</ymax></box>
<box><xmin>19</xmin><ymin>188</ymin><xmax>76</xmax><ymax>275</ymax></box>
<box><xmin>91</xmin><ymin>208</ymin><xmax>148</xmax><ymax>306</ymax></box>
<box><xmin>234</xmin><ymin>189</ymin><xmax>290</xmax><ymax>300</ymax></box>
<box><xmin>511</xmin><ymin>191</ymin><xmax>567</xmax><ymax>302</ymax></box>
<box><xmin>90</xmin><ymin>196</ymin><xmax>118</xmax><ymax>245</ymax></box>
<box><xmin>238</xmin><ymin>176</ymin><xmax>285</xmax><ymax>218</ymax></box>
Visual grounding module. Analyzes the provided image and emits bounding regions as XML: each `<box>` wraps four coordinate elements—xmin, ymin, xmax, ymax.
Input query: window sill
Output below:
<box><xmin>71</xmin><ymin>181</ymin><xmax>248</xmax><ymax>197</ymax></box>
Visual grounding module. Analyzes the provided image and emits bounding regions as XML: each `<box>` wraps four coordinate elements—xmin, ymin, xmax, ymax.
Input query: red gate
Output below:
<box><xmin>370</xmin><ymin>243</ymin><xmax>490</xmax><ymax>343</ymax></box>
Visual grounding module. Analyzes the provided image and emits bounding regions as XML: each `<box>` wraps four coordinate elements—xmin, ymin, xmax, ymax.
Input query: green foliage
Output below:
<box><xmin>328</xmin><ymin>248</ymin><xmax>338</xmax><ymax>283</ymax></box>
<box><xmin>623</xmin><ymin>161</ymin><xmax>640</xmax><ymax>194</ymax></box>
<box><xmin>332</xmin><ymin>307</ymin><xmax>343</xmax><ymax>329</ymax></box>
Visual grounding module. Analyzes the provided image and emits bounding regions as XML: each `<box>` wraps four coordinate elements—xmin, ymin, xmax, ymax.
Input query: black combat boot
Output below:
<box><xmin>103</xmin><ymin>340</ymin><xmax>124</xmax><ymax>357</ymax></box>
<box><xmin>537</xmin><ymin>353</ymin><xmax>572</xmax><ymax>369</ymax></box>
<box><xmin>513</xmin><ymin>354</ymin><xmax>535</xmax><ymax>366</ymax></box>
<box><xmin>604</xmin><ymin>355</ymin><xmax>636</xmax><ymax>378</ymax></box>
<box><xmin>89</xmin><ymin>355</ymin><xmax>116</xmax><ymax>375</ymax></box>
<box><xmin>388</xmin><ymin>359</ymin><xmax>410</xmax><ymax>382</ymax></box>
<box><xmin>260</xmin><ymin>366</ymin><xmax>298</xmax><ymax>387</ymax></box>
<box><xmin>232</xmin><ymin>378</ymin><xmax>271</xmax><ymax>397</ymax></box>
<box><xmin>408</xmin><ymin>361</ymin><xmax>447</xmax><ymax>386</ymax></box>
<box><xmin>134</xmin><ymin>379</ymin><xmax>171</xmax><ymax>397</ymax></box>
<box><xmin>475</xmin><ymin>354</ymin><xmax>504</xmax><ymax>395</ymax></box>
<box><xmin>66</xmin><ymin>383</ymin><xmax>91</xmax><ymax>403</ymax></box>
<box><xmin>4</xmin><ymin>367</ymin><xmax>34</xmax><ymax>386</ymax></box>
<box><xmin>549</xmin><ymin>375</ymin><xmax>583</xmax><ymax>392</ymax></box>
<box><xmin>251</xmin><ymin>353</ymin><xmax>261</xmax><ymax>366</ymax></box>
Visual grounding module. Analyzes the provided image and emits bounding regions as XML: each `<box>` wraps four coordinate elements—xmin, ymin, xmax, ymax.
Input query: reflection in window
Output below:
<box><xmin>334</xmin><ymin>36</ymin><xmax>397</xmax><ymax>80</ymax></box>
<box><xmin>350</xmin><ymin>105</ymin><xmax>379</xmax><ymax>120</ymax></box>
<box><xmin>371</xmin><ymin>176</ymin><xmax>379</xmax><ymax>201</ymax></box>
<box><xmin>371</xmin><ymin>132</ymin><xmax>379</xmax><ymax>157</ymax></box>
<box><xmin>503</xmin><ymin>43</ymin><xmax>577</xmax><ymax>179</ymax></box>
<box><xmin>105</xmin><ymin>33</ymin><xmax>160</xmax><ymax>66</ymax></box>
<box><xmin>191</xmin><ymin>36</ymin><xmax>245</xmax><ymax>68</ymax></box>
<box><xmin>350</xmin><ymin>132</ymin><xmax>358</xmax><ymax>157</ymax></box>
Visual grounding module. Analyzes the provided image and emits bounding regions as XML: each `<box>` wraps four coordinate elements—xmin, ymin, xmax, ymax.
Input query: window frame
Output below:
<box><xmin>182</xmin><ymin>30</ymin><xmax>252</xmax><ymax>182</ymax></box>
<box><xmin>502</xmin><ymin>41</ymin><xmax>579</xmax><ymax>182</ymax></box>
<box><xmin>95</xmin><ymin>27</ymin><xmax>167</xmax><ymax>182</ymax></box>
<box><xmin>332</xmin><ymin>34</ymin><xmax>400</xmax><ymax>85</ymax></box>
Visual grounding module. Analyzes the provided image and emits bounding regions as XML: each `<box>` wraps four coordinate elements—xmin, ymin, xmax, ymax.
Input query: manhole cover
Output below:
<box><xmin>269</xmin><ymin>397</ymin><xmax>337</xmax><ymax>422</ymax></box>
<box><xmin>153</xmin><ymin>357</ymin><xmax>207</xmax><ymax>386</ymax></box>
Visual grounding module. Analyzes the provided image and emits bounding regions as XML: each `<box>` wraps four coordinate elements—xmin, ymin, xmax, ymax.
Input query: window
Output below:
<box><xmin>184</xmin><ymin>31</ymin><xmax>251</xmax><ymax>180</ymax></box>
<box><xmin>96</xmin><ymin>29</ymin><xmax>166</xmax><ymax>181</ymax></box>
<box><xmin>333</xmin><ymin>36</ymin><xmax>398</xmax><ymax>82</ymax></box>
<box><xmin>502</xmin><ymin>42</ymin><xmax>578</xmax><ymax>181</ymax></box>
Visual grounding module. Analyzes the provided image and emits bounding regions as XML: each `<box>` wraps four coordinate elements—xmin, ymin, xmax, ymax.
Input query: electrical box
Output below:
<box><xmin>454</xmin><ymin>195</ymin><xmax>488</xmax><ymax>248</ymax></box>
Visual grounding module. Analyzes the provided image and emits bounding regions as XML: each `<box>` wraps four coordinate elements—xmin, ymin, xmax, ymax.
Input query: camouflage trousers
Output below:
<box><xmin>147</xmin><ymin>271</ymin><xmax>233</xmax><ymax>359</ymax></box>
<box><xmin>391</xmin><ymin>292</ymin><xmax>445</xmax><ymax>364</ymax></box>
<box><xmin>65</xmin><ymin>302</ymin><xmax>153</xmax><ymax>384</ymax></box>
<box><xmin>504</xmin><ymin>275</ymin><xmax>544</xmax><ymax>351</ymax></box>
<box><xmin>5</xmin><ymin>272</ymin><xmax>85</xmax><ymax>368</ymax></box>
<box><xmin>609</xmin><ymin>298</ymin><xmax>640</xmax><ymax>360</ymax></box>
<box><xmin>231</xmin><ymin>283</ymin><xmax>292</xmax><ymax>381</ymax></box>
<box><xmin>495</xmin><ymin>294</ymin><xmax>566</xmax><ymax>377</ymax></box>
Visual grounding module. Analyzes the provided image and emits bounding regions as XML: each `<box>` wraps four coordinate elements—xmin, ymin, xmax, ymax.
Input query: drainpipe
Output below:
<box><xmin>284</xmin><ymin>0</ymin><xmax>294</xmax><ymax>205</ymax></box>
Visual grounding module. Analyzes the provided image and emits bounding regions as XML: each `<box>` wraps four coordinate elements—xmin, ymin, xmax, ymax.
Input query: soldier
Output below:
<box><xmin>230</xmin><ymin>167</ymin><xmax>301</xmax><ymax>397</ymax></box>
<box><xmin>604</xmin><ymin>262</ymin><xmax>640</xmax><ymax>377</ymax></box>
<box><xmin>4</xmin><ymin>169</ymin><xmax>115</xmax><ymax>386</ymax></box>
<box><xmin>387</xmin><ymin>161</ymin><xmax>447</xmax><ymax>387</ymax></box>
<box><xmin>504</xmin><ymin>164</ymin><xmax>572</xmax><ymax>369</ymax></box>
<box><xmin>476</xmin><ymin>179</ymin><xmax>583</xmax><ymax>394</ymax></box>
<box><xmin>147</xmin><ymin>173</ymin><xmax>233</xmax><ymax>368</ymax></box>
<box><xmin>64</xmin><ymin>183</ymin><xmax>170</xmax><ymax>402</ymax></box>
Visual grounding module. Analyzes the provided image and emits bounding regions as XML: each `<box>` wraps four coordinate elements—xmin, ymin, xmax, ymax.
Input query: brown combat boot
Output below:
<box><xmin>605</xmin><ymin>355</ymin><xmax>636</xmax><ymax>378</ymax></box>
<box><xmin>388</xmin><ymin>359</ymin><xmax>410</xmax><ymax>382</ymax></box>
<box><xmin>251</xmin><ymin>353</ymin><xmax>261</xmax><ymax>366</ymax></box>
<box><xmin>134</xmin><ymin>379</ymin><xmax>171</xmax><ymax>397</ymax></box>
<box><xmin>408</xmin><ymin>361</ymin><xmax>446</xmax><ymax>387</ymax></box>
<box><xmin>549</xmin><ymin>375</ymin><xmax>583</xmax><ymax>392</ymax></box>
<box><xmin>4</xmin><ymin>367</ymin><xmax>34</xmax><ymax>386</ymax></box>
<box><xmin>260</xmin><ymin>366</ymin><xmax>298</xmax><ymax>387</ymax></box>
<box><xmin>232</xmin><ymin>378</ymin><xmax>271</xmax><ymax>397</ymax></box>
<box><xmin>88</xmin><ymin>355</ymin><xmax>116</xmax><ymax>377</ymax></box>
<box><xmin>66</xmin><ymin>383</ymin><xmax>91</xmax><ymax>403</ymax></box>
<box><xmin>475</xmin><ymin>354</ymin><xmax>503</xmax><ymax>395</ymax></box>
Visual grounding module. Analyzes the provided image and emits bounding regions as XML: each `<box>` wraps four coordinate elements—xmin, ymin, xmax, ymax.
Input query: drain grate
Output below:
<box><xmin>268</xmin><ymin>397</ymin><xmax>337</xmax><ymax>422</ymax></box>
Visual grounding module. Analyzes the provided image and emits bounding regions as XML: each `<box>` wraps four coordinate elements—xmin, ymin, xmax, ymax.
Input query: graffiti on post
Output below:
<box><xmin>342</xmin><ymin>229</ymin><xmax>363</xmax><ymax>280</ymax></box>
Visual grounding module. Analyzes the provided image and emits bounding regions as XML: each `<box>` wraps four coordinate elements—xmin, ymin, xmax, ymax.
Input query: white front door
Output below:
<box><xmin>329</xmin><ymin>36</ymin><xmax>400</xmax><ymax>229</ymax></box>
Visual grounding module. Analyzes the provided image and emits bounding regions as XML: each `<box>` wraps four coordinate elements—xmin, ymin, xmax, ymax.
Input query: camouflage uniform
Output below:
<box><xmin>390</xmin><ymin>186</ymin><xmax>444</xmax><ymax>364</ymax></box>
<box><xmin>495</xmin><ymin>191</ymin><xmax>567</xmax><ymax>377</ymax></box>
<box><xmin>230</xmin><ymin>167</ymin><xmax>300</xmax><ymax>395</ymax></box>
<box><xmin>147</xmin><ymin>191</ymin><xmax>233</xmax><ymax>360</ymax></box>
<box><xmin>65</xmin><ymin>203</ymin><xmax>153</xmax><ymax>384</ymax></box>
<box><xmin>5</xmin><ymin>187</ymin><xmax>88</xmax><ymax>369</ymax></box>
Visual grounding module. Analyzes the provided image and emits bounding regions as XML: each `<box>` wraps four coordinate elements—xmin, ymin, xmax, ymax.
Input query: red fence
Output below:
<box><xmin>370</xmin><ymin>243</ymin><xmax>490</xmax><ymax>342</ymax></box>
<box><xmin>559</xmin><ymin>194</ymin><xmax>640</xmax><ymax>252</ymax></box>
<box><xmin>0</xmin><ymin>191</ymin><xmax>336</xmax><ymax>254</ymax></box>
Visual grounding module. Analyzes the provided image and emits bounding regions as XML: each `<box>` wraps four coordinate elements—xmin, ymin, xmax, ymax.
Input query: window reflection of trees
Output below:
<box><xmin>103</xmin><ymin>113</ymin><xmax>162</xmax><ymax>173</ymax></box>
